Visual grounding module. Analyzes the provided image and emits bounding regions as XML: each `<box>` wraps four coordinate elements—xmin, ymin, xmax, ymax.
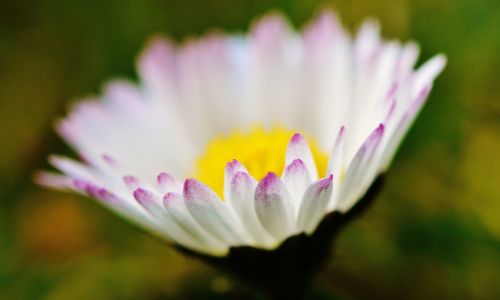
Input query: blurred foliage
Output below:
<box><xmin>0</xmin><ymin>0</ymin><xmax>499</xmax><ymax>299</ymax></box>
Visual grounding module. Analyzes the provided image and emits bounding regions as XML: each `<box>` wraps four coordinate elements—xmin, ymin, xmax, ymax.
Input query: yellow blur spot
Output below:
<box><xmin>194</xmin><ymin>125</ymin><xmax>328</xmax><ymax>198</ymax></box>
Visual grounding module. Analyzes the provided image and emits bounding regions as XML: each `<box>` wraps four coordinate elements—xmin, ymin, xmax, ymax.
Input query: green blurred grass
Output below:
<box><xmin>1</xmin><ymin>0</ymin><xmax>499</xmax><ymax>299</ymax></box>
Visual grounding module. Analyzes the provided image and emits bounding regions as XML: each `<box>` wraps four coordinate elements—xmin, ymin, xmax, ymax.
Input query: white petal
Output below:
<box><xmin>355</xmin><ymin>19</ymin><xmax>381</xmax><ymax>62</ymax></box>
<box><xmin>224</xmin><ymin>159</ymin><xmax>249</xmax><ymax>202</ymax></box>
<box><xmin>397</xmin><ymin>42</ymin><xmax>420</xmax><ymax>75</ymax></box>
<box><xmin>254</xmin><ymin>172</ymin><xmax>295</xmax><ymax>242</ymax></box>
<box><xmin>380</xmin><ymin>86</ymin><xmax>431</xmax><ymax>169</ymax></box>
<box><xmin>134</xmin><ymin>188</ymin><xmax>226</xmax><ymax>255</ymax></box>
<box><xmin>71</xmin><ymin>180</ymin><xmax>161</xmax><ymax>236</ymax></box>
<box><xmin>163</xmin><ymin>192</ymin><xmax>228</xmax><ymax>256</ymax></box>
<box><xmin>229</xmin><ymin>171</ymin><xmax>275</xmax><ymax>247</ymax></box>
<box><xmin>281</xmin><ymin>159</ymin><xmax>311</xmax><ymax>212</ymax></box>
<box><xmin>338</xmin><ymin>124</ymin><xmax>385</xmax><ymax>212</ymax></box>
<box><xmin>326</xmin><ymin>126</ymin><xmax>346</xmax><ymax>210</ymax></box>
<box><xmin>137</xmin><ymin>36</ymin><xmax>178</xmax><ymax>95</ymax></box>
<box><xmin>34</xmin><ymin>171</ymin><xmax>74</xmax><ymax>191</ymax></box>
<box><xmin>72</xmin><ymin>179</ymin><xmax>119</xmax><ymax>204</ymax></box>
<box><xmin>285</xmin><ymin>133</ymin><xmax>318</xmax><ymax>180</ymax></box>
<box><xmin>49</xmin><ymin>155</ymin><xmax>98</xmax><ymax>182</ymax></box>
<box><xmin>326</xmin><ymin>126</ymin><xmax>346</xmax><ymax>175</ymax></box>
<box><xmin>156</xmin><ymin>172</ymin><xmax>182</xmax><ymax>194</ymax></box>
<box><xmin>297</xmin><ymin>175</ymin><xmax>334</xmax><ymax>234</ymax></box>
<box><xmin>123</xmin><ymin>175</ymin><xmax>140</xmax><ymax>190</ymax></box>
<box><xmin>413</xmin><ymin>54</ymin><xmax>447</xmax><ymax>95</ymax></box>
<box><xmin>302</xmin><ymin>12</ymin><xmax>351</xmax><ymax>149</ymax></box>
<box><xmin>133</xmin><ymin>188</ymin><xmax>171</xmax><ymax>222</ymax></box>
<box><xmin>183</xmin><ymin>179</ymin><xmax>247</xmax><ymax>245</ymax></box>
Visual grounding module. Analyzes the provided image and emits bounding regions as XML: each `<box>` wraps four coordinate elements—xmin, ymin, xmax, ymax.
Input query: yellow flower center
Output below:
<box><xmin>194</xmin><ymin>126</ymin><xmax>328</xmax><ymax>198</ymax></box>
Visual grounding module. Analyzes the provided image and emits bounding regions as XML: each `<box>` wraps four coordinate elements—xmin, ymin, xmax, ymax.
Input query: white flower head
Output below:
<box><xmin>37</xmin><ymin>11</ymin><xmax>446</xmax><ymax>257</ymax></box>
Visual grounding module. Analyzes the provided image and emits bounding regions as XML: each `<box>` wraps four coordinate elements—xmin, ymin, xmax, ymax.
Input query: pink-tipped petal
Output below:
<box><xmin>134</xmin><ymin>188</ymin><xmax>224</xmax><ymax>255</ymax></box>
<box><xmin>254</xmin><ymin>172</ymin><xmax>294</xmax><ymax>241</ymax></box>
<box><xmin>297</xmin><ymin>175</ymin><xmax>334</xmax><ymax>234</ymax></box>
<box><xmin>138</xmin><ymin>36</ymin><xmax>177</xmax><ymax>87</ymax></box>
<box><xmin>163</xmin><ymin>192</ymin><xmax>228</xmax><ymax>253</ymax></box>
<box><xmin>101</xmin><ymin>153</ymin><xmax>118</xmax><ymax>168</ymax></box>
<box><xmin>413</xmin><ymin>54</ymin><xmax>447</xmax><ymax>94</ymax></box>
<box><xmin>229</xmin><ymin>172</ymin><xmax>275</xmax><ymax>247</ymax></box>
<box><xmin>380</xmin><ymin>85</ymin><xmax>431</xmax><ymax>169</ymax></box>
<box><xmin>326</xmin><ymin>126</ymin><xmax>346</xmax><ymax>176</ymax></box>
<box><xmin>304</xmin><ymin>10</ymin><xmax>342</xmax><ymax>50</ymax></box>
<box><xmin>251</xmin><ymin>13</ymin><xmax>291</xmax><ymax>57</ymax></box>
<box><xmin>123</xmin><ymin>175</ymin><xmax>139</xmax><ymax>190</ymax></box>
<box><xmin>281</xmin><ymin>159</ymin><xmax>312</xmax><ymax>210</ymax></box>
<box><xmin>133</xmin><ymin>188</ymin><xmax>156</xmax><ymax>208</ymax></box>
<box><xmin>326</xmin><ymin>126</ymin><xmax>346</xmax><ymax>210</ymax></box>
<box><xmin>183</xmin><ymin>179</ymin><xmax>246</xmax><ymax>245</ymax></box>
<box><xmin>157</xmin><ymin>172</ymin><xmax>182</xmax><ymax>194</ymax></box>
<box><xmin>396</xmin><ymin>42</ymin><xmax>420</xmax><ymax>75</ymax></box>
<box><xmin>71</xmin><ymin>179</ymin><xmax>168</xmax><ymax>235</ymax></box>
<box><xmin>338</xmin><ymin>124</ymin><xmax>385</xmax><ymax>211</ymax></box>
<box><xmin>286</xmin><ymin>133</ymin><xmax>319</xmax><ymax>180</ymax></box>
<box><xmin>223</xmin><ymin>159</ymin><xmax>249</xmax><ymax>201</ymax></box>
<box><xmin>72</xmin><ymin>179</ymin><xmax>119</xmax><ymax>205</ymax></box>
<box><xmin>34</xmin><ymin>172</ymin><xmax>74</xmax><ymax>190</ymax></box>
<box><xmin>49</xmin><ymin>155</ymin><xmax>97</xmax><ymax>182</ymax></box>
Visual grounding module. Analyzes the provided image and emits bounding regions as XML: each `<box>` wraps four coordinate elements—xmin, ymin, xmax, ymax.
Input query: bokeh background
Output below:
<box><xmin>1</xmin><ymin>0</ymin><xmax>499</xmax><ymax>299</ymax></box>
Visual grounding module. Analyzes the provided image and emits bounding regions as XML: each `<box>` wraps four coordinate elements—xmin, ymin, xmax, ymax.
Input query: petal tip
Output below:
<box><xmin>162</xmin><ymin>192</ymin><xmax>179</xmax><ymax>204</ymax></box>
<box><xmin>262</xmin><ymin>171</ymin><xmax>279</xmax><ymax>184</ymax></box>
<box><xmin>372</xmin><ymin>124</ymin><xmax>385</xmax><ymax>138</ymax></box>
<box><xmin>361</xmin><ymin>124</ymin><xmax>385</xmax><ymax>152</ymax></box>
<box><xmin>123</xmin><ymin>175</ymin><xmax>138</xmax><ymax>188</ymax></box>
<box><xmin>339</xmin><ymin>126</ymin><xmax>346</xmax><ymax>135</ymax></box>
<box><xmin>183</xmin><ymin>178</ymin><xmax>196</xmax><ymax>195</ymax></box>
<box><xmin>318</xmin><ymin>175</ymin><xmax>334</xmax><ymax>192</ymax></box>
<box><xmin>291</xmin><ymin>133</ymin><xmax>305</xmax><ymax>144</ymax></box>
<box><xmin>225</xmin><ymin>159</ymin><xmax>243</xmax><ymax>171</ymax></box>
<box><xmin>285</xmin><ymin>159</ymin><xmax>307</xmax><ymax>173</ymax></box>
<box><xmin>133</xmin><ymin>188</ymin><xmax>153</xmax><ymax>205</ymax></box>
<box><xmin>255</xmin><ymin>172</ymin><xmax>281</xmax><ymax>203</ymax></box>
<box><xmin>232</xmin><ymin>171</ymin><xmax>251</xmax><ymax>183</ymax></box>
<box><xmin>435</xmin><ymin>53</ymin><xmax>448</xmax><ymax>68</ymax></box>
<box><xmin>101</xmin><ymin>153</ymin><xmax>117</xmax><ymax>166</ymax></box>
<box><xmin>183</xmin><ymin>178</ymin><xmax>214</xmax><ymax>202</ymax></box>
<box><xmin>157</xmin><ymin>172</ymin><xmax>174</xmax><ymax>185</ymax></box>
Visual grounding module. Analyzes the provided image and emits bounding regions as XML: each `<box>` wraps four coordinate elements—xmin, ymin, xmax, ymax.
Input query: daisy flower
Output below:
<box><xmin>37</xmin><ymin>11</ymin><xmax>446</xmax><ymax>259</ymax></box>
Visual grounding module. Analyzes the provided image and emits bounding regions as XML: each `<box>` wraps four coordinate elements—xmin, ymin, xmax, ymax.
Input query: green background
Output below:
<box><xmin>1</xmin><ymin>0</ymin><xmax>499</xmax><ymax>299</ymax></box>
